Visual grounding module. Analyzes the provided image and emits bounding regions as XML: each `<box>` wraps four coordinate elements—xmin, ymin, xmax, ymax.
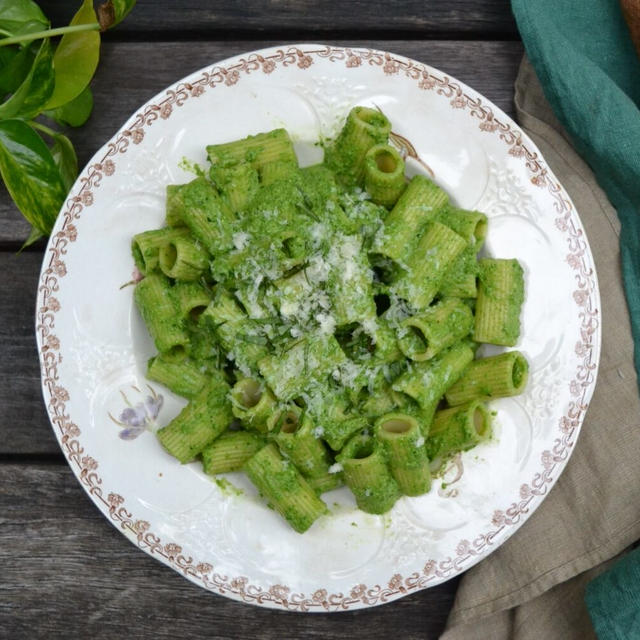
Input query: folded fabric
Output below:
<box><xmin>586</xmin><ymin>546</ymin><xmax>640</xmax><ymax>640</ymax></box>
<box><xmin>441</xmin><ymin>56</ymin><xmax>640</xmax><ymax>640</ymax></box>
<box><xmin>511</xmin><ymin>0</ymin><xmax>640</xmax><ymax>384</ymax></box>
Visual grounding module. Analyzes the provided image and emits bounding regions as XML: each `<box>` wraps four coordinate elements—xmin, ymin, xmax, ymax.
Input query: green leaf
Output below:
<box><xmin>97</xmin><ymin>0</ymin><xmax>137</xmax><ymax>30</ymax></box>
<box><xmin>0</xmin><ymin>41</ymin><xmax>37</xmax><ymax>95</ymax></box>
<box><xmin>0</xmin><ymin>0</ymin><xmax>48</xmax><ymax>36</ymax></box>
<box><xmin>50</xmin><ymin>131</ymin><xmax>78</xmax><ymax>192</ymax></box>
<box><xmin>20</xmin><ymin>225</ymin><xmax>44</xmax><ymax>250</ymax></box>
<box><xmin>0</xmin><ymin>38</ymin><xmax>54</xmax><ymax>119</ymax></box>
<box><xmin>0</xmin><ymin>119</ymin><xmax>67</xmax><ymax>235</ymax></box>
<box><xmin>44</xmin><ymin>0</ymin><xmax>100</xmax><ymax>110</ymax></box>
<box><xmin>46</xmin><ymin>85</ymin><xmax>93</xmax><ymax>127</ymax></box>
<box><xmin>0</xmin><ymin>45</ymin><xmax>17</xmax><ymax>67</ymax></box>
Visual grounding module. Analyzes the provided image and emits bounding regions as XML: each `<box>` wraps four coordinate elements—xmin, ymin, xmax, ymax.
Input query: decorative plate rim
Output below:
<box><xmin>35</xmin><ymin>43</ymin><xmax>601</xmax><ymax>612</ymax></box>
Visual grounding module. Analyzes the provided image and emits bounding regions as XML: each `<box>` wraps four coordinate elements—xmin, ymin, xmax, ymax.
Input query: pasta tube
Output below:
<box><xmin>426</xmin><ymin>400</ymin><xmax>492</xmax><ymax>462</ymax></box>
<box><xmin>474</xmin><ymin>258</ymin><xmax>525</xmax><ymax>346</ymax></box>
<box><xmin>259</xmin><ymin>158</ymin><xmax>299</xmax><ymax>186</ymax></box>
<box><xmin>394</xmin><ymin>221</ymin><xmax>467</xmax><ymax>310</ymax></box>
<box><xmin>244</xmin><ymin>443</ymin><xmax>328</xmax><ymax>533</ymax></box>
<box><xmin>209</xmin><ymin>161</ymin><xmax>259</xmax><ymax>212</ymax></box>
<box><xmin>200</xmin><ymin>290</ymin><xmax>268</xmax><ymax>371</ymax></box>
<box><xmin>134</xmin><ymin>273</ymin><xmax>188</xmax><ymax>356</ymax></box>
<box><xmin>158</xmin><ymin>235</ymin><xmax>209</xmax><ymax>281</ymax></box>
<box><xmin>326</xmin><ymin>234</ymin><xmax>376</xmax><ymax>327</ymax></box>
<box><xmin>165</xmin><ymin>184</ymin><xmax>187</xmax><ymax>227</ymax></box>
<box><xmin>307</xmin><ymin>472</ymin><xmax>344</xmax><ymax>495</ymax></box>
<box><xmin>376</xmin><ymin>413</ymin><xmax>431</xmax><ymax>496</ymax></box>
<box><xmin>437</xmin><ymin>206</ymin><xmax>488</xmax><ymax>247</ymax></box>
<box><xmin>230</xmin><ymin>378</ymin><xmax>277</xmax><ymax>433</ymax></box>
<box><xmin>173</xmin><ymin>282</ymin><xmax>211</xmax><ymax>320</ymax></box>
<box><xmin>328</xmin><ymin>106</ymin><xmax>391</xmax><ymax>185</ymax></box>
<box><xmin>337</xmin><ymin>432</ymin><xmax>399</xmax><ymax>514</ymax></box>
<box><xmin>364</xmin><ymin>144</ymin><xmax>406</xmax><ymax>207</ymax></box>
<box><xmin>179</xmin><ymin>177</ymin><xmax>235</xmax><ymax>255</ymax></box>
<box><xmin>131</xmin><ymin>227</ymin><xmax>190</xmax><ymax>275</ymax></box>
<box><xmin>445</xmin><ymin>350</ymin><xmax>529</xmax><ymax>406</ymax></box>
<box><xmin>438</xmin><ymin>247</ymin><xmax>479</xmax><ymax>298</ymax></box>
<box><xmin>275</xmin><ymin>412</ymin><xmax>331</xmax><ymax>480</ymax></box>
<box><xmin>146</xmin><ymin>354</ymin><xmax>207</xmax><ymax>398</ymax></box>
<box><xmin>201</xmin><ymin>431</ymin><xmax>265</xmax><ymax>475</ymax></box>
<box><xmin>206</xmin><ymin>129</ymin><xmax>298</xmax><ymax>174</ymax></box>
<box><xmin>397</xmin><ymin>298</ymin><xmax>474</xmax><ymax>361</ymax></box>
<box><xmin>392</xmin><ymin>341</ymin><xmax>475</xmax><ymax>431</ymax></box>
<box><xmin>157</xmin><ymin>375</ymin><xmax>233</xmax><ymax>463</ymax></box>
<box><xmin>372</xmin><ymin>175</ymin><xmax>448</xmax><ymax>262</ymax></box>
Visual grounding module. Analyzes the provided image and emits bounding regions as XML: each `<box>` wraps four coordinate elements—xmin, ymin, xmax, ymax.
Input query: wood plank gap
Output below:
<box><xmin>101</xmin><ymin>29</ymin><xmax>522</xmax><ymax>43</ymax></box>
<box><xmin>0</xmin><ymin>241</ymin><xmax>46</xmax><ymax>254</ymax></box>
<box><xmin>0</xmin><ymin>453</ymin><xmax>66</xmax><ymax>465</ymax></box>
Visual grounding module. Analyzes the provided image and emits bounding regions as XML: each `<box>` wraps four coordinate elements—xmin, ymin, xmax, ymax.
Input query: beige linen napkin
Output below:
<box><xmin>441</xmin><ymin>57</ymin><xmax>640</xmax><ymax>640</ymax></box>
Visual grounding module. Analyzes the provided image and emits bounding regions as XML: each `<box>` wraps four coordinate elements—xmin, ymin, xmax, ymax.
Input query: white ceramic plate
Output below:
<box><xmin>36</xmin><ymin>44</ymin><xmax>601</xmax><ymax>611</ymax></box>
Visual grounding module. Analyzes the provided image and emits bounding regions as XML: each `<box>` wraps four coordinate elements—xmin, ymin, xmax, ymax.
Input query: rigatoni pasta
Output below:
<box><xmin>146</xmin><ymin>354</ymin><xmax>208</xmax><ymax>399</ymax></box>
<box><xmin>363</xmin><ymin>144</ymin><xmax>406</xmax><ymax>207</ymax></box>
<box><xmin>336</xmin><ymin>433</ymin><xmax>400</xmax><ymax>514</ymax></box>
<box><xmin>156</xmin><ymin>375</ymin><xmax>233</xmax><ymax>463</ymax></box>
<box><xmin>372</xmin><ymin>174</ymin><xmax>448</xmax><ymax>263</ymax></box>
<box><xmin>426</xmin><ymin>400</ymin><xmax>492</xmax><ymax>461</ymax></box>
<box><xmin>445</xmin><ymin>351</ymin><xmax>529</xmax><ymax>406</ymax></box>
<box><xmin>474</xmin><ymin>258</ymin><xmax>525</xmax><ymax>346</ymax></box>
<box><xmin>376</xmin><ymin>413</ymin><xmax>431</xmax><ymax>496</ymax></box>
<box><xmin>131</xmin><ymin>106</ymin><xmax>529</xmax><ymax>533</ymax></box>
<box><xmin>393</xmin><ymin>220</ymin><xmax>467</xmax><ymax>309</ymax></box>
<box><xmin>397</xmin><ymin>298</ymin><xmax>474</xmax><ymax>361</ymax></box>
<box><xmin>244</xmin><ymin>443</ymin><xmax>328</xmax><ymax>533</ymax></box>
<box><xmin>201</xmin><ymin>431</ymin><xmax>265</xmax><ymax>475</ymax></box>
<box><xmin>133</xmin><ymin>272</ymin><xmax>189</xmax><ymax>356</ymax></box>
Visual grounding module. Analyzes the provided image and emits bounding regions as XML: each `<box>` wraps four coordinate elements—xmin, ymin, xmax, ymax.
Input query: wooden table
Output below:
<box><xmin>1</xmin><ymin>2</ymin><xmax>523</xmax><ymax>636</ymax></box>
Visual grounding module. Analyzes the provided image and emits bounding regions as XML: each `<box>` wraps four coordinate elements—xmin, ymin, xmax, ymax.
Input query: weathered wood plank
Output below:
<box><xmin>40</xmin><ymin>0</ymin><xmax>517</xmax><ymax>37</ymax></box>
<box><xmin>0</xmin><ymin>464</ymin><xmax>460</xmax><ymax>638</ymax></box>
<box><xmin>0</xmin><ymin>39</ymin><xmax>523</xmax><ymax>243</ymax></box>
<box><xmin>0</xmin><ymin>252</ymin><xmax>56</xmax><ymax>454</ymax></box>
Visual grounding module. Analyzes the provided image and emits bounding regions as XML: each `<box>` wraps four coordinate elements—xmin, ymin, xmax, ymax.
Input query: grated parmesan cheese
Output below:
<box><xmin>232</xmin><ymin>231</ymin><xmax>250</xmax><ymax>251</ymax></box>
<box><xmin>316</xmin><ymin>312</ymin><xmax>336</xmax><ymax>335</ymax></box>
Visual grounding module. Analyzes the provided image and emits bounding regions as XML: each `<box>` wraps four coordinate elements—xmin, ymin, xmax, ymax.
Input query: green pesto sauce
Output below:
<box><xmin>214</xmin><ymin>476</ymin><xmax>244</xmax><ymax>497</ymax></box>
<box><xmin>512</xmin><ymin>354</ymin><xmax>528</xmax><ymax>388</ymax></box>
<box><xmin>179</xmin><ymin>156</ymin><xmax>207</xmax><ymax>177</ymax></box>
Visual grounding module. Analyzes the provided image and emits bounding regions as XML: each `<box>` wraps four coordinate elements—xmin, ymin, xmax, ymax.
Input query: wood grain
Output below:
<box><xmin>0</xmin><ymin>39</ymin><xmax>523</xmax><ymax>244</ymax></box>
<box><xmin>0</xmin><ymin>252</ymin><xmax>56</xmax><ymax>454</ymax></box>
<box><xmin>0</xmin><ymin>464</ymin><xmax>460</xmax><ymax>638</ymax></box>
<box><xmin>39</xmin><ymin>0</ymin><xmax>517</xmax><ymax>37</ymax></box>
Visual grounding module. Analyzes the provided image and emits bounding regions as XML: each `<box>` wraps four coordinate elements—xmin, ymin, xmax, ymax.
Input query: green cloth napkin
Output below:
<box><xmin>511</xmin><ymin>1</ymin><xmax>640</xmax><ymax>637</ymax></box>
<box><xmin>585</xmin><ymin>546</ymin><xmax>640</xmax><ymax>640</ymax></box>
<box><xmin>511</xmin><ymin>0</ymin><xmax>640</xmax><ymax>380</ymax></box>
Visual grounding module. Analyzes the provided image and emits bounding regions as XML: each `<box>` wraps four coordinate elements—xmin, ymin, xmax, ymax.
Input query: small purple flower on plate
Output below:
<box><xmin>109</xmin><ymin>385</ymin><xmax>164</xmax><ymax>440</ymax></box>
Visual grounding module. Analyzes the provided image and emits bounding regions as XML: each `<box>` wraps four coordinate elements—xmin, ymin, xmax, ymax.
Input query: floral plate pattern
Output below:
<box><xmin>36</xmin><ymin>44</ymin><xmax>600</xmax><ymax>611</ymax></box>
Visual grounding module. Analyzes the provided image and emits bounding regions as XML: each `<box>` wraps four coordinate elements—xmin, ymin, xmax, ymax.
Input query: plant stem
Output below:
<box><xmin>0</xmin><ymin>23</ymin><xmax>100</xmax><ymax>47</ymax></box>
<box><xmin>29</xmin><ymin>121</ymin><xmax>58</xmax><ymax>138</ymax></box>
